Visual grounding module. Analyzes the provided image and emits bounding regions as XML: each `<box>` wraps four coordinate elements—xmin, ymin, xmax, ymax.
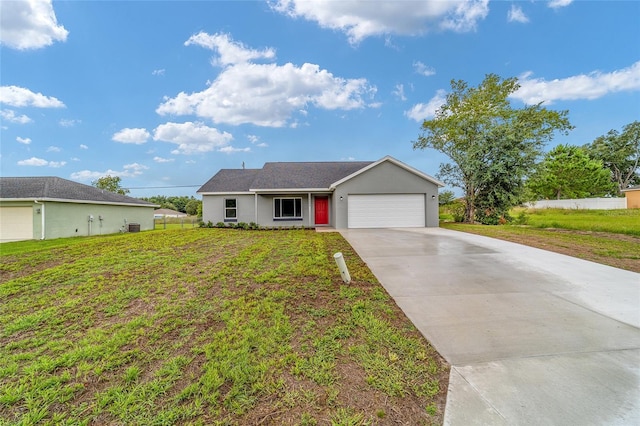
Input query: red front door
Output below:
<box><xmin>315</xmin><ymin>197</ymin><xmax>329</xmax><ymax>225</ymax></box>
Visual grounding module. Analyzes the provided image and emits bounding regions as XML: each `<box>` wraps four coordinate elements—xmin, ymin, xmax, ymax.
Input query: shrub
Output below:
<box><xmin>215</xmin><ymin>222</ymin><xmax>226</xmax><ymax>228</ymax></box>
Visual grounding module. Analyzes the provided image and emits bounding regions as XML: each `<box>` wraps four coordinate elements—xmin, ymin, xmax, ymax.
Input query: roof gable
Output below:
<box><xmin>0</xmin><ymin>177</ymin><xmax>156</xmax><ymax>206</ymax></box>
<box><xmin>330</xmin><ymin>156</ymin><xmax>445</xmax><ymax>188</ymax></box>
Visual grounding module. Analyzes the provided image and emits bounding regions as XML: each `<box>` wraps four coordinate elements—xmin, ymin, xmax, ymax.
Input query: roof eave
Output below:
<box><xmin>0</xmin><ymin>197</ymin><xmax>158</xmax><ymax>208</ymax></box>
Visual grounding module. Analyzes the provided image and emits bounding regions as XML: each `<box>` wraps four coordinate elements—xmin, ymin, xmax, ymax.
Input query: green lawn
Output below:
<box><xmin>0</xmin><ymin>229</ymin><xmax>448</xmax><ymax>425</ymax></box>
<box><xmin>519</xmin><ymin>208</ymin><xmax>640</xmax><ymax>236</ymax></box>
<box><xmin>441</xmin><ymin>208</ymin><xmax>640</xmax><ymax>272</ymax></box>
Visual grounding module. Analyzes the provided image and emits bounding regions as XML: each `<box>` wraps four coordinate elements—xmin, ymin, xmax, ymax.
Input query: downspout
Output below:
<box><xmin>34</xmin><ymin>200</ymin><xmax>45</xmax><ymax>240</ymax></box>
<box><xmin>308</xmin><ymin>193</ymin><xmax>312</xmax><ymax>228</ymax></box>
<box><xmin>254</xmin><ymin>193</ymin><xmax>258</xmax><ymax>224</ymax></box>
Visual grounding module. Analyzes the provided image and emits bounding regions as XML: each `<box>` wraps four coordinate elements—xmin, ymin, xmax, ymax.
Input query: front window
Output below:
<box><xmin>274</xmin><ymin>197</ymin><xmax>302</xmax><ymax>219</ymax></box>
<box><xmin>224</xmin><ymin>198</ymin><xmax>237</xmax><ymax>221</ymax></box>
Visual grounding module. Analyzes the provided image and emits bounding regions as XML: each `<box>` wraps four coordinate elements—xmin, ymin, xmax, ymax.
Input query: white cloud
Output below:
<box><xmin>548</xmin><ymin>0</ymin><xmax>573</xmax><ymax>9</ymax></box>
<box><xmin>440</xmin><ymin>0</ymin><xmax>490</xmax><ymax>32</ymax></box>
<box><xmin>414</xmin><ymin>61</ymin><xmax>436</xmax><ymax>77</ymax></box>
<box><xmin>71</xmin><ymin>157</ymin><xmax>80</xmax><ymax>162</ymax></box>
<box><xmin>79</xmin><ymin>144</ymin><xmax>88</xmax><ymax>149</ymax></box>
<box><xmin>271</xmin><ymin>0</ymin><xmax>489</xmax><ymax>44</ymax></box>
<box><xmin>0</xmin><ymin>85</ymin><xmax>65</xmax><ymax>108</ymax></box>
<box><xmin>70</xmin><ymin>163</ymin><xmax>149</xmax><ymax>181</ymax></box>
<box><xmin>248</xmin><ymin>134</ymin><xmax>269</xmax><ymax>147</ymax></box>
<box><xmin>158</xmin><ymin>56</ymin><xmax>375</xmax><ymax>127</ymax></box>
<box><xmin>1</xmin><ymin>109</ymin><xmax>32</xmax><ymax>124</ymax></box>
<box><xmin>17</xmin><ymin>156</ymin><xmax>64</xmax><ymax>167</ymax></box>
<box><xmin>153</xmin><ymin>156</ymin><xmax>175</xmax><ymax>163</ymax></box>
<box><xmin>17</xmin><ymin>136</ymin><xmax>32</xmax><ymax>144</ymax></box>
<box><xmin>46</xmin><ymin>145</ymin><xmax>61</xmax><ymax>152</ymax></box>
<box><xmin>511</xmin><ymin>61</ymin><xmax>640</xmax><ymax>104</ymax></box>
<box><xmin>185</xmin><ymin>32</ymin><xmax>276</xmax><ymax>66</ymax></box>
<box><xmin>0</xmin><ymin>0</ymin><xmax>68</xmax><ymax>50</ymax></box>
<box><xmin>153</xmin><ymin>121</ymin><xmax>234</xmax><ymax>155</ymax></box>
<box><xmin>508</xmin><ymin>5</ymin><xmax>529</xmax><ymax>23</ymax></box>
<box><xmin>59</xmin><ymin>118</ymin><xmax>81</xmax><ymax>127</ymax></box>
<box><xmin>112</xmin><ymin>127</ymin><xmax>150</xmax><ymax>144</ymax></box>
<box><xmin>405</xmin><ymin>89</ymin><xmax>447</xmax><ymax>121</ymax></box>
<box><xmin>219</xmin><ymin>146</ymin><xmax>251</xmax><ymax>154</ymax></box>
<box><xmin>392</xmin><ymin>84</ymin><xmax>406</xmax><ymax>101</ymax></box>
<box><xmin>152</xmin><ymin>69</ymin><xmax>165</xmax><ymax>76</ymax></box>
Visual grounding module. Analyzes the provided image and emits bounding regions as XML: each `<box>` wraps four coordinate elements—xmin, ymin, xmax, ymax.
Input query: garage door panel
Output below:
<box><xmin>0</xmin><ymin>207</ymin><xmax>33</xmax><ymax>242</ymax></box>
<box><xmin>348</xmin><ymin>194</ymin><xmax>425</xmax><ymax>228</ymax></box>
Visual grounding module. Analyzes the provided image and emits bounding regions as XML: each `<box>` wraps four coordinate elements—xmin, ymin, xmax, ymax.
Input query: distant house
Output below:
<box><xmin>154</xmin><ymin>208</ymin><xmax>187</xmax><ymax>219</ymax></box>
<box><xmin>0</xmin><ymin>176</ymin><xmax>157</xmax><ymax>242</ymax></box>
<box><xmin>197</xmin><ymin>156</ymin><xmax>444</xmax><ymax>229</ymax></box>
<box><xmin>622</xmin><ymin>186</ymin><xmax>640</xmax><ymax>209</ymax></box>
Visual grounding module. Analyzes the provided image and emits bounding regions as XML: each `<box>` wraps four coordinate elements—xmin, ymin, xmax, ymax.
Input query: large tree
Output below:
<box><xmin>92</xmin><ymin>175</ymin><xmax>129</xmax><ymax>195</ymax></box>
<box><xmin>526</xmin><ymin>144</ymin><xmax>615</xmax><ymax>200</ymax></box>
<box><xmin>585</xmin><ymin>121</ymin><xmax>640</xmax><ymax>195</ymax></box>
<box><xmin>414</xmin><ymin>74</ymin><xmax>573</xmax><ymax>223</ymax></box>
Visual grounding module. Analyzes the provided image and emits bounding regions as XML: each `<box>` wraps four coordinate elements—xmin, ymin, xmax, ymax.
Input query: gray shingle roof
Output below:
<box><xmin>0</xmin><ymin>177</ymin><xmax>156</xmax><ymax>206</ymax></box>
<box><xmin>197</xmin><ymin>162</ymin><xmax>374</xmax><ymax>193</ymax></box>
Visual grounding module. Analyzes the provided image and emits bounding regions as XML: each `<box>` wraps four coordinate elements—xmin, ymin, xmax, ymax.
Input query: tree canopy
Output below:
<box><xmin>584</xmin><ymin>121</ymin><xmax>640</xmax><ymax>195</ymax></box>
<box><xmin>140</xmin><ymin>195</ymin><xmax>201</xmax><ymax>215</ymax></box>
<box><xmin>526</xmin><ymin>144</ymin><xmax>615</xmax><ymax>200</ymax></box>
<box><xmin>92</xmin><ymin>175</ymin><xmax>129</xmax><ymax>195</ymax></box>
<box><xmin>414</xmin><ymin>74</ymin><xmax>573</xmax><ymax>223</ymax></box>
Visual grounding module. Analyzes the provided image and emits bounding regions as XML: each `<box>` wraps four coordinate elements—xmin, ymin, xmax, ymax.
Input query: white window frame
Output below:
<box><xmin>273</xmin><ymin>197</ymin><xmax>303</xmax><ymax>220</ymax></box>
<box><xmin>224</xmin><ymin>198</ymin><xmax>237</xmax><ymax>221</ymax></box>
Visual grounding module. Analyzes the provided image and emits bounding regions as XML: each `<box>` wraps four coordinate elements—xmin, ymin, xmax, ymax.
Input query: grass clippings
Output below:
<box><xmin>0</xmin><ymin>229</ymin><xmax>448</xmax><ymax>425</ymax></box>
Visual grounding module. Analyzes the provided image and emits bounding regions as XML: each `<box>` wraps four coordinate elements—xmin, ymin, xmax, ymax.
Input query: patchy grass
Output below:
<box><xmin>0</xmin><ymin>229</ymin><xmax>448</xmax><ymax>425</ymax></box>
<box><xmin>520</xmin><ymin>208</ymin><xmax>640</xmax><ymax>236</ymax></box>
<box><xmin>443</xmin><ymin>212</ymin><xmax>640</xmax><ymax>273</ymax></box>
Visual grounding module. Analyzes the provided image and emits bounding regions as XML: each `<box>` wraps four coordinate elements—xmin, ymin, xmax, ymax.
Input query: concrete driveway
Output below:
<box><xmin>340</xmin><ymin>227</ymin><xmax>640</xmax><ymax>425</ymax></box>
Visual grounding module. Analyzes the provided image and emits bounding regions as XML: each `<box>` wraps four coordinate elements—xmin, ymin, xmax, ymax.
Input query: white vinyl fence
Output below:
<box><xmin>526</xmin><ymin>198</ymin><xmax>627</xmax><ymax>210</ymax></box>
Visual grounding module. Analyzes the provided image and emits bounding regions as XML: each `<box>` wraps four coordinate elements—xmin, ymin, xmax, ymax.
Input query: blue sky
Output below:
<box><xmin>1</xmin><ymin>0</ymin><xmax>639</xmax><ymax>197</ymax></box>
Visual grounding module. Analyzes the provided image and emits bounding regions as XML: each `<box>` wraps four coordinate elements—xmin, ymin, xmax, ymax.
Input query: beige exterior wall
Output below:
<box><xmin>625</xmin><ymin>189</ymin><xmax>640</xmax><ymax>209</ymax></box>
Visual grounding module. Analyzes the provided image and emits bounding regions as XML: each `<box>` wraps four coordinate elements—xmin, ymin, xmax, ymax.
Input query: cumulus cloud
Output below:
<box><xmin>548</xmin><ymin>0</ymin><xmax>573</xmax><ymax>9</ymax></box>
<box><xmin>112</xmin><ymin>127</ymin><xmax>150</xmax><ymax>144</ymax></box>
<box><xmin>153</xmin><ymin>121</ymin><xmax>234</xmax><ymax>155</ymax></box>
<box><xmin>17</xmin><ymin>136</ymin><xmax>32</xmax><ymax>144</ymax></box>
<box><xmin>46</xmin><ymin>145</ymin><xmax>61</xmax><ymax>152</ymax></box>
<box><xmin>152</xmin><ymin>69</ymin><xmax>165</xmax><ymax>76</ymax></box>
<box><xmin>0</xmin><ymin>0</ymin><xmax>68</xmax><ymax>50</ymax></box>
<box><xmin>405</xmin><ymin>89</ymin><xmax>447</xmax><ymax>122</ymax></box>
<box><xmin>414</xmin><ymin>61</ymin><xmax>436</xmax><ymax>77</ymax></box>
<box><xmin>508</xmin><ymin>5</ymin><xmax>529</xmax><ymax>23</ymax></box>
<box><xmin>511</xmin><ymin>61</ymin><xmax>640</xmax><ymax>104</ymax></box>
<box><xmin>271</xmin><ymin>0</ymin><xmax>489</xmax><ymax>44</ymax></box>
<box><xmin>17</xmin><ymin>156</ymin><xmax>65</xmax><ymax>167</ymax></box>
<box><xmin>1</xmin><ymin>109</ymin><xmax>32</xmax><ymax>124</ymax></box>
<box><xmin>185</xmin><ymin>32</ymin><xmax>275</xmax><ymax>66</ymax></box>
<box><xmin>79</xmin><ymin>144</ymin><xmax>88</xmax><ymax>149</ymax></box>
<box><xmin>219</xmin><ymin>146</ymin><xmax>251</xmax><ymax>154</ymax></box>
<box><xmin>158</xmin><ymin>57</ymin><xmax>375</xmax><ymax>127</ymax></box>
<box><xmin>0</xmin><ymin>85</ymin><xmax>65</xmax><ymax>108</ymax></box>
<box><xmin>70</xmin><ymin>163</ymin><xmax>149</xmax><ymax>181</ymax></box>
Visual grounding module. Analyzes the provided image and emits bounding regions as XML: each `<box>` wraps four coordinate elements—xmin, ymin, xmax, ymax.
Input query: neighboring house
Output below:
<box><xmin>0</xmin><ymin>176</ymin><xmax>157</xmax><ymax>242</ymax></box>
<box><xmin>622</xmin><ymin>186</ymin><xmax>640</xmax><ymax>209</ymax></box>
<box><xmin>154</xmin><ymin>208</ymin><xmax>188</xmax><ymax>219</ymax></box>
<box><xmin>197</xmin><ymin>155</ymin><xmax>444</xmax><ymax>229</ymax></box>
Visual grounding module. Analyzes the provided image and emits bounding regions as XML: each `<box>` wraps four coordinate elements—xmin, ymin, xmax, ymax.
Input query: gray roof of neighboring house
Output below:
<box><xmin>197</xmin><ymin>162</ymin><xmax>374</xmax><ymax>193</ymax></box>
<box><xmin>0</xmin><ymin>176</ymin><xmax>156</xmax><ymax>206</ymax></box>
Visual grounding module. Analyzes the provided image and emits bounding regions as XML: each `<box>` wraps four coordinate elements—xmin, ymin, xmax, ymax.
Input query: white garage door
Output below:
<box><xmin>0</xmin><ymin>207</ymin><xmax>33</xmax><ymax>242</ymax></box>
<box><xmin>348</xmin><ymin>194</ymin><xmax>425</xmax><ymax>228</ymax></box>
